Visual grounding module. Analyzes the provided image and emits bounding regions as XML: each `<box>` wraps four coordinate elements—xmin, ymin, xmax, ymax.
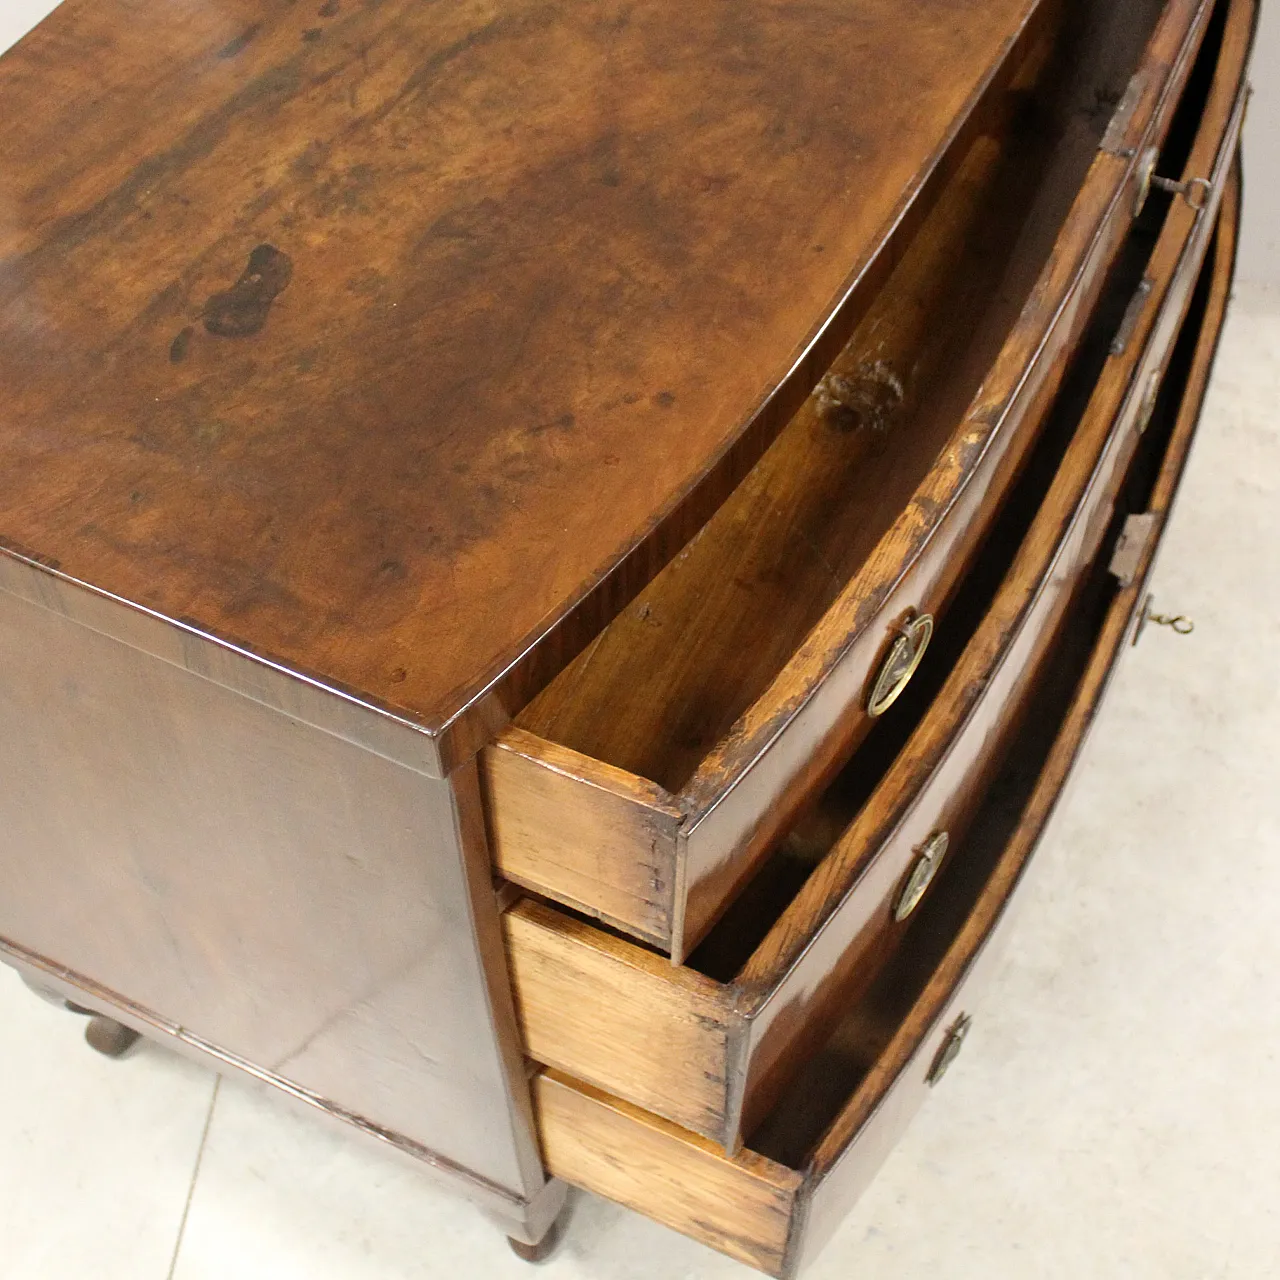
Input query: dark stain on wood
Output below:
<box><xmin>218</xmin><ymin>24</ymin><xmax>261</xmax><ymax>60</ymax></box>
<box><xmin>169</xmin><ymin>325</ymin><xmax>194</xmax><ymax>363</ymax></box>
<box><xmin>202</xmin><ymin>245</ymin><xmax>293</xmax><ymax>338</ymax></box>
<box><xmin>814</xmin><ymin>363</ymin><xmax>905</xmax><ymax>434</ymax></box>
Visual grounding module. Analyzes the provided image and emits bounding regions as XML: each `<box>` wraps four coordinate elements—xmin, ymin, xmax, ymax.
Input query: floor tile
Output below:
<box><xmin>168</xmin><ymin>1072</ymin><xmax>754</xmax><ymax>1280</ymax></box>
<box><xmin>0</xmin><ymin>968</ymin><xmax>218</xmax><ymax>1280</ymax></box>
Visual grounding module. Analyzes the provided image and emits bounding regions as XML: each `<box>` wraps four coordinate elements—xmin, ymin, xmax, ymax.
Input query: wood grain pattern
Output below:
<box><xmin>502</xmin><ymin>898</ymin><xmax>734</xmax><ymax>1139</ymax></box>
<box><xmin>531</xmin><ymin>169</ymin><xmax>1242</xmax><ymax>1272</ymax></box>
<box><xmin>489</xmin><ymin>0</ymin><xmax>1213</xmax><ymax>958</ymax></box>
<box><xmin>517</xmin><ymin>90</ymin><xmax>1053</xmax><ymax>796</ymax></box>
<box><xmin>797</xmin><ymin>173</ymin><xmax>1241</xmax><ymax>1274</ymax></box>
<box><xmin>0</xmin><ymin>0</ymin><xmax>1054</xmax><ymax>770</ymax></box>
<box><xmin>670</xmin><ymin>0</ymin><xmax>1215</xmax><ymax>958</ymax></box>
<box><xmin>534</xmin><ymin>1070</ymin><xmax>802</xmax><ymax>1276</ymax></box>
<box><xmin>481</xmin><ymin>729</ymin><xmax>680</xmax><ymax>946</ymax></box>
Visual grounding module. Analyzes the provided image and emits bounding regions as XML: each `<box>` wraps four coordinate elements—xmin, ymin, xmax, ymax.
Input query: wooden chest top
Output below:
<box><xmin>0</xmin><ymin>0</ymin><xmax>1037</xmax><ymax>757</ymax></box>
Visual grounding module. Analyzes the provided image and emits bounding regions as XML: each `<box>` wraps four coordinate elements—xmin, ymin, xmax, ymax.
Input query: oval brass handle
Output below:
<box><xmin>894</xmin><ymin>831</ymin><xmax>950</xmax><ymax>922</ymax></box>
<box><xmin>867</xmin><ymin>612</ymin><xmax>934</xmax><ymax>718</ymax></box>
<box><xmin>927</xmin><ymin>1012</ymin><xmax>972</xmax><ymax>1087</ymax></box>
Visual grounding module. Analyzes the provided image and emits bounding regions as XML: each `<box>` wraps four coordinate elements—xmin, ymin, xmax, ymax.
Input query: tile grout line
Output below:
<box><xmin>165</xmin><ymin>1075</ymin><xmax>221</xmax><ymax>1280</ymax></box>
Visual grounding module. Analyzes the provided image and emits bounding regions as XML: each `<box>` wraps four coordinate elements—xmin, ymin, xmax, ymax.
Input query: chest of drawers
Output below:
<box><xmin>0</xmin><ymin>0</ymin><xmax>1256</xmax><ymax>1271</ymax></box>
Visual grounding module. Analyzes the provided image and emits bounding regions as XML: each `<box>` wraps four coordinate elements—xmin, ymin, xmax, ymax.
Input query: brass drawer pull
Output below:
<box><xmin>927</xmin><ymin>1012</ymin><xmax>972</xmax><ymax>1087</ymax></box>
<box><xmin>1133</xmin><ymin>593</ymin><xmax>1195</xmax><ymax>645</ymax></box>
<box><xmin>868</xmin><ymin>612</ymin><xmax>934</xmax><ymax>717</ymax></box>
<box><xmin>894</xmin><ymin>830</ymin><xmax>950</xmax><ymax>922</ymax></box>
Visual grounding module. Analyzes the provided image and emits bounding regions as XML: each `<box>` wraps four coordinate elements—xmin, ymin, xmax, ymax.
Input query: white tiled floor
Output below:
<box><xmin>4</xmin><ymin>2</ymin><xmax>1280</xmax><ymax>1274</ymax></box>
<box><xmin>4</xmin><ymin>286</ymin><xmax>1279</xmax><ymax>1279</ymax></box>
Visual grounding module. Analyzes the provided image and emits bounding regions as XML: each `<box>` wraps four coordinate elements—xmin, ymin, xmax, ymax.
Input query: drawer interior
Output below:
<box><xmin>516</xmin><ymin>0</ymin><xmax>1166</xmax><ymax>796</ymax></box>
<box><xmin>486</xmin><ymin>0</ymin><xmax>1191</xmax><ymax>956</ymax></box>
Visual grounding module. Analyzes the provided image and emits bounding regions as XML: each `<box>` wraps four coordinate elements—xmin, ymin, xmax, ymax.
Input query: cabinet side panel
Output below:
<box><xmin>0</xmin><ymin>569</ymin><xmax>537</xmax><ymax>1198</ymax></box>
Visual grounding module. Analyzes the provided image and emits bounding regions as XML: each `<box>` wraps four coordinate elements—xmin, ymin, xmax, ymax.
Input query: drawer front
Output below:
<box><xmin>485</xmin><ymin>0</ymin><xmax>1226</xmax><ymax>963</ymax></box>
<box><xmin>533</xmin><ymin>143</ymin><xmax>1243</xmax><ymax>1280</ymax></box>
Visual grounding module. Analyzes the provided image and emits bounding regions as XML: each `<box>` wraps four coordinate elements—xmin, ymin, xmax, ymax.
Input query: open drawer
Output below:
<box><xmin>483</xmin><ymin>0</ymin><xmax>1229</xmax><ymax>962</ymax></box>
<box><xmin>502</xmin><ymin>0</ymin><xmax>1251</xmax><ymax>1153</ymax></box>
<box><xmin>530</xmin><ymin>166</ymin><xmax>1242</xmax><ymax>1277</ymax></box>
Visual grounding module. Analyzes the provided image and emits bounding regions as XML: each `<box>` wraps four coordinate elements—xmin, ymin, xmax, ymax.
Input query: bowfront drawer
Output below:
<box><xmin>501</xmin><ymin>0</ymin><xmax>1251</xmax><ymax>1154</ymax></box>
<box><xmin>531</xmin><ymin>160</ymin><xmax>1244</xmax><ymax>1277</ymax></box>
<box><xmin>483</xmin><ymin>0</ymin><xmax>1229</xmax><ymax>964</ymax></box>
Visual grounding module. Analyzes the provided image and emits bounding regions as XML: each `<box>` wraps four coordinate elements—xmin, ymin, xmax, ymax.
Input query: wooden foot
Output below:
<box><xmin>508</xmin><ymin>1198</ymin><xmax>570</xmax><ymax>1264</ymax></box>
<box><xmin>84</xmin><ymin>1015</ymin><xmax>141</xmax><ymax>1058</ymax></box>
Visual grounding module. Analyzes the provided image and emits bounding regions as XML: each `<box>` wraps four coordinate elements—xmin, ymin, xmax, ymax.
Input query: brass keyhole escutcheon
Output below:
<box><xmin>927</xmin><ymin>1012</ymin><xmax>972</xmax><ymax>1087</ymax></box>
<box><xmin>894</xmin><ymin>831</ymin><xmax>950</xmax><ymax>922</ymax></box>
<box><xmin>868</xmin><ymin>612</ymin><xmax>934</xmax><ymax>718</ymax></box>
<box><xmin>1133</xmin><ymin>146</ymin><xmax>1159</xmax><ymax>218</ymax></box>
<box><xmin>1133</xmin><ymin>144</ymin><xmax>1214</xmax><ymax>219</ymax></box>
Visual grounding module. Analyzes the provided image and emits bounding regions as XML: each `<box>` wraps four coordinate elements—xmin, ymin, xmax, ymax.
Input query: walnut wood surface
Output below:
<box><xmin>0</xmin><ymin>0</ymin><xmax>1053</xmax><ymax>769</ymax></box>
<box><xmin>505</xmin><ymin>0</ymin><xmax>1253</xmax><ymax>1153</ymax></box>
<box><xmin>0</xmin><ymin>557</ymin><xmax>549</xmax><ymax>1198</ymax></box>
<box><xmin>531</xmin><ymin>166</ymin><xmax>1242</xmax><ymax>1273</ymax></box>
<box><xmin>490</xmin><ymin>0</ymin><xmax>1213</xmax><ymax>959</ymax></box>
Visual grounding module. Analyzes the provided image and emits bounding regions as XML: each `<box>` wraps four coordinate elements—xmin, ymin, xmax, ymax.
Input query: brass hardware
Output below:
<box><xmin>1108</xmin><ymin>512</ymin><xmax>1158</xmax><ymax>588</ymax></box>
<box><xmin>894</xmin><ymin>831</ymin><xmax>950</xmax><ymax>922</ymax></box>
<box><xmin>867</xmin><ymin>612</ymin><xmax>934</xmax><ymax>717</ymax></box>
<box><xmin>1136</xmin><ymin>367</ymin><xmax>1161</xmax><ymax>433</ymax></box>
<box><xmin>927</xmin><ymin>1012</ymin><xmax>972</xmax><ymax>1087</ymax></box>
<box><xmin>1133</xmin><ymin>146</ymin><xmax>1159</xmax><ymax>217</ymax></box>
<box><xmin>1133</xmin><ymin>146</ymin><xmax>1214</xmax><ymax>217</ymax></box>
<box><xmin>1133</xmin><ymin>593</ymin><xmax>1194</xmax><ymax>645</ymax></box>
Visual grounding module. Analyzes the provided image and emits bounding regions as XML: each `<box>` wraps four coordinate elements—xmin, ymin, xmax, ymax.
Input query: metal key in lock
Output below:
<box><xmin>1133</xmin><ymin>592</ymin><xmax>1195</xmax><ymax>645</ymax></box>
<box><xmin>1134</xmin><ymin>146</ymin><xmax>1214</xmax><ymax>218</ymax></box>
